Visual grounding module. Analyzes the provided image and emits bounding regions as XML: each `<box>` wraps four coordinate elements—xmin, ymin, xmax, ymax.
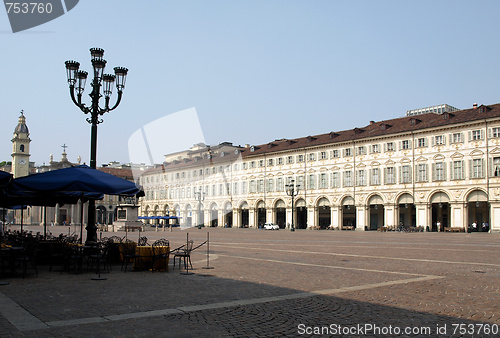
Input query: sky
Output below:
<box><xmin>1</xmin><ymin>0</ymin><xmax>500</xmax><ymax>167</ymax></box>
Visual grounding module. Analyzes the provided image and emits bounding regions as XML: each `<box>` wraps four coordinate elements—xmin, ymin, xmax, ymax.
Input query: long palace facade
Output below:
<box><xmin>138</xmin><ymin>103</ymin><xmax>500</xmax><ymax>232</ymax></box>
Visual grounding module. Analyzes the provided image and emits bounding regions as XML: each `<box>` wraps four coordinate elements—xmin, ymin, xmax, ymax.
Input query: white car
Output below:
<box><xmin>263</xmin><ymin>223</ymin><xmax>279</xmax><ymax>230</ymax></box>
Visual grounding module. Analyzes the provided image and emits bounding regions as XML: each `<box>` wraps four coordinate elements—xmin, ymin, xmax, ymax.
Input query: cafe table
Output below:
<box><xmin>134</xmin><ymin>246</ymin><xmax>169</xmax><ymax>272</ymax></box>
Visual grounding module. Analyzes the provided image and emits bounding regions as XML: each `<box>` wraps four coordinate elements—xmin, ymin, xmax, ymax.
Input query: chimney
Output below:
<box><xmin>473</xmin><ymin>103</ymin><xmax>478</xmax><ymax>109</ymax></box>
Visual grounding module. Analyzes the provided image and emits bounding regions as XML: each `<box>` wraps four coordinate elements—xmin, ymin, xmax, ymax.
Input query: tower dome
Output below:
<box><xmin>14</xmin><ymin>110</ymin><xmax>29</xmax><ymax>134</ymax></box>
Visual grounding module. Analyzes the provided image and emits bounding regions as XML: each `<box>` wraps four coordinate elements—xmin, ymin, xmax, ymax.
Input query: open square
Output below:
<box><xmin>1</xmin><ymin>227</ymin><xmax>499</xmax><ymax>337</ymax></box>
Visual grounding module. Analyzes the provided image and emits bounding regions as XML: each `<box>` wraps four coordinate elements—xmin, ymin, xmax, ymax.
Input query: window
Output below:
<box><xmin>249</xmin><ymin>180</ymin><xmax>256</xmax><ymax>193</ymax></box>
<box><xmin>297</xmin><ymin>154</ymin><xmax>304</xmax><ymax>163</ymax></box>
<box><xmin>433</xmin><ymin>162</ymin><xmax>446</xmax><ymax>181</ymax></box>
<box><xmin>434</xmin><ymin>135</ymin><xmax>445</xmax><ymax>146</ymax></box>
<box><xmin>451</xmin><ymin>160</ymin><xmax>465</xmax><ymax>180</ymax></box>
<box><xmin>384</xmin><ymin>167</ymin><xmax>396</xmax><ymax>184</ymax></box>
<box><xmin>212</xmin><ymin>185</ymin><xmax>216</xmax><ymax>196</ymax></box>
<box><xmin>451</xmin><ymin>132</ymin><xmax>463</xmax><ymax>143</ymax></box>
<box><xmin>308</xmin><ymin>153</ymin><xmax>316</xmax><ymax>161</ymax></box>
<box><xmin>416</xmin><ymin>164</ymin><xmax>428</xmax><ymax>182</ymax></box>
<box><xmin>356</xmin><ymin>146</ymin><xmax>366</xmax><ymax>155</ymax></box>
<box><xmin>320</xmin><ymin>151</ymin><xmax>327</xmax><ymax>160</ymax></box>
<box><xmin>492</xmin><ymin>127</ymin><xmax>500</xmax><ymax>138</ymax></box>
<box><xmin>267</xmin><ymin>178</ymin><xmax>274</xmax><ymax>192</ymax></box>
<box><xmin>259</xmin><ymin>160</ymin><xmax>264</xmax><ymax>167</ymax></box>
<box><xmin>401</xmin><ymin>140</ymin><xmax>411</xmax><ymax>150</ymax></box>
<box><xmin>344</xmin><ymin>148</ymin><xmax>352</xmax><ymax>157</ymax></box>
<box><xmin>212</xmin><ymin>167</ymin><xmax>217</xmax><ymax>174</ymax></box>
<box><xmin>233</xmin><ymin>164</ymin><xmax>239</xmax><ymax>171</ymax></box>
<box><xmin>493</xmin><ymin>157</ymin><xmax>500</xmax><ymax>177</ymax></box>
<box><xmin>297</xmin><ymin>176</ymin><xmax>304</xmax><ymax>190</ymax></box>
<box><xmin>287</xmin><ymin>156</ymin><xmax>294</xmax><ymax>164</ymax></box>
<box><xmin>233</xmin><ymin>182</ymin><xmax>238</xmax><ymax>195</ymax></box>
<box><xmin>417</xmin><ymin>137</ymin><xmax>427</xmax><ymax>148</ymax></box>
<box><xmin>343</xmin><ymin>171</ymin><xmax>353</xmax><ymax>187</ymax></box>
<box><xmin>268</xmin><ymin>159</ymin><xmax>274</xmax><ymax>166</ymax></box>
<box><xmin>371</xmin><ymin>144</ymin><xmax>380</xmax><ymax>153</ymax></box>
<box><xmin>400</xmin><ymin>165</ymin><xmax>412</xmax><ymax>184</ymax></box>
<box><xmin>242</xmin><ymin>163</ymin><xmax>248</xmax><ymax>170</ymax></box>
<box><xmin>250</xmin><ymin>161</ymin><xmax>256</xmax><ymax>168</ymax></box>
<box><xmin>278</xmin><ymin>157</ymin><xmax>284</xmax><ymax>165</ymax></box>
<box><xmin>386</xmin><ymin>142</ymin><xmax>395</xmax><ymax>152</ymax></box>
<box><xmin>257</xmin><ymin>179</ymin><xmax>264</xmax><ymax>193</ymax></box>
<box><xmin>331</xmin><ymin>172</ymin><xmax>340</xmax><ymax>188</ymax></box>
<box><xmin>370</xmin><ymin>168</ymin><xmax>380</xmax><ymax>185</ymax></box>
<box><xmin>471</xmin><ymin>159</ymin><xmax>484</xmax><ymax>178</ymax></box>
<box><xmin>332</xmin><ymin>150</ymin><xmax>340</xmax><ymax>158</ymax></box>
<box><xmin>319</xmin><ymin>173</ymin><xmax>328</xmax><ymax>188</ymax></box>
<box><xmin>356</xmin><ymin>169</ymin><xmax>366</xmax><ymax>186</ymax></box>
<box><xmin>470</xmin><ymin>130</ymin><xmax>483</xmax><ymax>141</ymax></box>
<box><xmin>241</xmin><ymin>181</ymin><xmax>247</xmax><ymax>194</ymax></box>
<box><xmin>276</xmin><ymin>178</ymin><xmax>284</xmax><ymax>191</ymax></box>
<box><xmin>308</xmin><ymin>175</ymin><xmax>316</xmax><ymax>189</ymax></box>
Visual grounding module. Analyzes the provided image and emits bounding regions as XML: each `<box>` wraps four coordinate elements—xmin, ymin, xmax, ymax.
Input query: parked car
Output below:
<box><xmin>263</xmin><ymin>223</ymin><xmax>279</xmax><ymax>230</ymax></box>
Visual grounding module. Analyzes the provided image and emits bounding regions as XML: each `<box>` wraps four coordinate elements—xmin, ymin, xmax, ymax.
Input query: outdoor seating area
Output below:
<box><xmin>0</xmin><ymin>229</ymin><xmax>185</xmax><ymax>280</ymax></box>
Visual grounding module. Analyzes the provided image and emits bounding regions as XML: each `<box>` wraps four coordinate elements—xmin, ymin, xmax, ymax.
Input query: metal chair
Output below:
<box><xmin>172</xmin><ymin>240</ymin><xmax>193</xmax><ymax>270</ymax></box>
<box><xmin>138</xmin><ymin>236</ymin><xmax>149</xmax><ymax>246</ymax></box>
<box><xmin>15</xmin><ymin>238</ymin><xmax>38</xmax><ymax>278</ymax></box>
<box><xmin>120</xmin><ymin>240</ymin><xmax>138</xmax><ymax>272</ymax></box>
<box><xmin>151</xmin><ymin>239</ymin><xmax>170</xmax><ymax>272</ymax></box>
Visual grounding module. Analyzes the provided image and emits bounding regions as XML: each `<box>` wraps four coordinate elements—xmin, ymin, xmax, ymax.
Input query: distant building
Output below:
<box><xmin>406</xmin><ymin>104</ymin><xmax>459</xmax><ymax>117</ymax></box>
<box><xmin>139</xmin><ymin>102</ymin><xmax>500</xmax><ymax>233</ymax></box>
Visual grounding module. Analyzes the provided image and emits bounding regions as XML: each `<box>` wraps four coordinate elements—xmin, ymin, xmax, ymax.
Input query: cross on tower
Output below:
<box><xmin>62</xmin><ymin>144</ymin><xmax>68</xmax><ymax>152</ymax></box>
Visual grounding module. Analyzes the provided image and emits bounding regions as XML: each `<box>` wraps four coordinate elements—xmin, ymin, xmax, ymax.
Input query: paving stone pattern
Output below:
<box><xmin>1</xmin><ymin>227</ymin><xmax>499</xmax><ymax>337</ymax></box>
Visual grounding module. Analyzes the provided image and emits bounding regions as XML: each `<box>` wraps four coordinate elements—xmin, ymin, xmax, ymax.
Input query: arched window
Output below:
<box><xmin>20</xmin><ymin>144</ymin><xmax>24</xmax><ymax>152</ymax></box>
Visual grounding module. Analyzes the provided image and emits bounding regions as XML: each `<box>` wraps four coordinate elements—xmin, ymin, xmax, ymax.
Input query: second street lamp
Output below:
<box><xmin>286</xmin><ymin>179</ymin><xmax>300</xmax><ymax>231</ymax></box>
<box><xmin>65</xmin><ymin>48</ymin><xmax>128</xmax><ymax>243</ymax></box>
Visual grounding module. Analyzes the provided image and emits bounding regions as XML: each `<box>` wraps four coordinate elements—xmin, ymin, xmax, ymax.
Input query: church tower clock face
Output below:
<box><xmin>18</xmin><ymin>158</ymin><xmax>26</xmax><ymax>165</ymax></box>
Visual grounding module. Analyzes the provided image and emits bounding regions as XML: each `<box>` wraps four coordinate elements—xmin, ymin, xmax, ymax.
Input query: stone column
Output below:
<box><xmin>54</xmin><ymin>203</ymin><xmax>60</xmax><ymax>226</ymax></box>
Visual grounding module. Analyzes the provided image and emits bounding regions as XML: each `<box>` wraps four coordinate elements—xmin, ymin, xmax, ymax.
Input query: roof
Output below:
<box><xmin>141</xmin><ymin>103</ymin><xmax>500</xmax><ymax>173</ymax></box>
<box><xmin>14</xmin><ymin>112</ymin><xmax>29</xmax><ymax>134</ymax></box>
<box><xmin>98</xmin><ymin>167</ymin><xmax>135</xmax><ymax>181</ymax></box>
<box><xmin>241</xmin><ymin>103</ymin><xmax>500</xmax><ymax>157</ymax></box>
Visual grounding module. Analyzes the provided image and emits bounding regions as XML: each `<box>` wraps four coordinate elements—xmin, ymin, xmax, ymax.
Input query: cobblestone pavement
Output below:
<box><xmin>1</xmin><ymin>226</ymin><xmax>499</xmax><ymax>337</ymax></box>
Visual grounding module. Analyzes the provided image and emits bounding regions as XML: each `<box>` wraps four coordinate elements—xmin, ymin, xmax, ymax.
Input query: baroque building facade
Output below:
<box><xmin>139</xmin><ymin>103</ymin><xmax>500</xmax><ymax>232</ymax></box>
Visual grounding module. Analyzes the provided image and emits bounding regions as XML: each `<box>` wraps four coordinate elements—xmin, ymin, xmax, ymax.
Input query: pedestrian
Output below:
<box><xmin>472</xmin><ymin>221</ymin><xmax>477</xmax><ymax>231</ymax></box>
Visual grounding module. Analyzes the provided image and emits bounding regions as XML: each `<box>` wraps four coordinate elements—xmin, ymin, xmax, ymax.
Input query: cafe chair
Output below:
<box><xmin>15</xmin><ymin>238</ymin><xmax>38</xmax><ymax>278</ymax></box>
<box><xmin>172</xmin><ymin>240</ymin><xmax>193</xmax><ymax>270</ymax></box>
<box><xmin>120</xmin><ymin>240</ymin><xmax>138</xmax><ymax>272</ymax></box>
<box><xmin>138</xmin><ymin>236</ymin><xmax>149</xmax><ymax>246</ymax></box>
<box><xmin>87</xmin><ymin>242</ymin><xmax>111</xmax><ymax>274</ymax></box>
<box><xmin>151</xmin><ymin>239</ymin><xmax>170</xmax><ymax>272</ymax></box>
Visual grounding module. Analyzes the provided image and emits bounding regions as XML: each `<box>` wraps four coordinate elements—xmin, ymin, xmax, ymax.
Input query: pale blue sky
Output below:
<box><xmin>1</xmin><ymin>0</ymin><xmax>500</xmax><ymax>166</ymax></box>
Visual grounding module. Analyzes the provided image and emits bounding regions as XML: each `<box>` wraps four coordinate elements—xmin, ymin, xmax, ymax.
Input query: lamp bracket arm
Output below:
<box><xmin>69</xmin><ymin>86</ymin><xmax>87</xmax><ymax>112</ymax></box>
<box><xmin>107</xmin><ymin>91</ymin><xmax>123</xmax><ymax>112</ymax></box>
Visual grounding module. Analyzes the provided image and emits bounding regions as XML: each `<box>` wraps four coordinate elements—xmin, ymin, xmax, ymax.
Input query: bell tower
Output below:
<box><xmin>11</xmin><ymin>110</ymin><xmax>31</xmax><ymax>178</ymax></box>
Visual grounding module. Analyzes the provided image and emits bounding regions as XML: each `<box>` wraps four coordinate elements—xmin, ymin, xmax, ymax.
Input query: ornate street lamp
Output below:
<box><xmin>65</xmin><ymin>48</ymin><xmax>128</xmax><ymax>243</ymax></box>
<box><xmin>195</xmin><ymin>187</ymin><xmax>206</xmax><ymax>228</ymax></box>
<box><xmin>286</xmin><ymin>179</ymin><xmax>300</xmax><ymax>231</ymax></box>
